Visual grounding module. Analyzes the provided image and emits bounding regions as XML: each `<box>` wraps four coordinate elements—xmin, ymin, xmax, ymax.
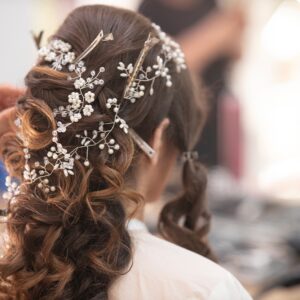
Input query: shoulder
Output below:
<box><xmin>109</xmin><ymin>230</ymin><xmax>252</xmax><ymax>300</ymax></box>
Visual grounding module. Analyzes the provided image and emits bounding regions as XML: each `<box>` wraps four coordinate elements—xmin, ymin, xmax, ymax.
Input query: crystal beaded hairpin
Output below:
<box><xmin>3</xmin><ymin>23</ymin><xmax>187</xmax><ymax>200</ymax></box>
<box><xmin>122</xmin><ymin>32</ymin><xmax>160</xmax><ymax>100</ymax></box>
<box><xmin>119</xmin><ymin>24</ymin><xmax>186</xmax><ymax>104</ymax></box>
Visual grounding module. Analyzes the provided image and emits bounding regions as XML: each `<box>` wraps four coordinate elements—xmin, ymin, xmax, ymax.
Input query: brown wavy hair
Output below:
<box><xmin>0</xmin><ymin>5</ymin><xmax>213</xmax><ymax>300</ymax></box>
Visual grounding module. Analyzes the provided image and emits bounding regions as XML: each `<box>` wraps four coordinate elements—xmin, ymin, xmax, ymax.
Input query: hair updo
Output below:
<box><xmin>0</xmin><ymin>5</ymin><xmax>213</xmax><ymax>299</ymax></box>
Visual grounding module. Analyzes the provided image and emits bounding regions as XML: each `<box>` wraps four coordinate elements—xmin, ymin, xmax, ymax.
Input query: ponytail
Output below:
<box><xmin>158</xmin><ymin>155</ymin><xmax>216</xmax><ymax>260</ymax></box>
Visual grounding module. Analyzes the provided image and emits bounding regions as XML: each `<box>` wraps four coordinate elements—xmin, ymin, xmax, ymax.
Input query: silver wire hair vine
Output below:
<box><xmin>3</xmin><ymin>23</ymin><xmax>187</xmax><ymax>200</ymax></box>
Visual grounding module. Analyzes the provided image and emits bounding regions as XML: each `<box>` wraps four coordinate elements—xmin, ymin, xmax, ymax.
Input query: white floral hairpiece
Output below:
<box><xmin>3</xmin><ymin>177</ymin><xmax>20</xmax><ymax>202</ymax></box>
<box><xmin>3</xmin><ymin>23</ymin><xmax>187</xmax><ymax>200</ymax></box>
<box><xmin>119</xmin><ymin>24</ymin><xmax>186</xmax><ymax>103</ymax></box>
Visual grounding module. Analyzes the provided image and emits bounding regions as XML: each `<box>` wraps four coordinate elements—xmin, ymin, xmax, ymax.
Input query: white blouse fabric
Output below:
<box><xmin>109</xmin><ymin>219</ymin><xmax>253</xmax><ymax>300</ymax></box>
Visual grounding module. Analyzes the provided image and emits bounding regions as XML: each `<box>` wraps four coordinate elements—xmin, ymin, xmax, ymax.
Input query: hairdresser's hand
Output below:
<box><xmin>0</xmin><ymin>85</ymin><xmax>23</xmax><ymax>139</ymax></box>
<box><xmin>0</xmin><ymin>85</ymin><xmax>23</xmax><ymax>111</ymax></box>
<box><xmin>179</xmin><ymin>7</ymin><xmax>247</xmax><ymax>71</ymax></box>
<box><xmin>207</xmin><ymin>7</ymin><xmax>246</xmax><ymax>59</ymax></box>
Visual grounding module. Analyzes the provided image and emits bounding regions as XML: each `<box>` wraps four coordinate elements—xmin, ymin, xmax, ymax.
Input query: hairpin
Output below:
<box><xmin>123</xmin><ymin>32</ymin><xmax>159</xmax><ymax>100</ymax></box>
<box><xmin>119</xmin><ymin>24</ymin><xmax>186</xmax><ymax>159</ymax></box>
<box><xmin>31</xmin><ymin>30</ymin><xmax>44</xmax><ymax>50</ymax></box>
<box><xmin>74</xmin><ymin>30</ymin><xmax>114</xmax><ymax>64</ymax></box>
<box><xmin>117</xmin><ymin>23</ymin><xmax>186</xmax><ymax>104</ymax></box>
<box><xmin>4</xmin><ymin>23</ymin><xmax>187</xmax><ymax>199</ymax></box>
<box><xmin>128</xmin><ymin>129</ymin><xmax>156</xmax><ymax>159</ymax></box>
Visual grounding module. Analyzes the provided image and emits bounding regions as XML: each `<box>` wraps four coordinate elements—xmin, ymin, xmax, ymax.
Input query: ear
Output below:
<box><xmin>150</xmin><ymin>118</ymin><xmax>170</xmax><ymax>165</ymax></box>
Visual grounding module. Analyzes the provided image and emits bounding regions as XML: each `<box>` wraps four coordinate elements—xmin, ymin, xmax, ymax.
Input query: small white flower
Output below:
<box><xmin>68</xmin><ymin>92</ymin><xmax>82</xmax><ymax>109</ymax></box>
<box><xmin>68</xmin><ymin>92</ymin><xmax>80</xmax><ymax>102</ymax></box>
<box><xmin>45</xmin><ymin>51</ymin><xmax>56</xmax><ymax>62</ymax></box>
<box><xmin>84</xmin><ymin>91</ymin><xmax>95</xmax><ymax>103</ymax></box>
<box><xmin>69</xmin><ymin>64</ymin><xmax>76</xmax><ymax>72</ymax></box>
<box><xmin>83</xmin><ymin>105</ymin><xmax>94</xmax><ymax>116</ymax></box>
<box><xmin>70</xmin><ymin>113</ymin><xmax>82</xmax><ymax>122</ymax></box>
<box><xmin>74</xmin><ymin>78</ymin><xmax>86</xmax><ymax>89</ymax></box>
<box><xmin>57</xmin><ymin>121</ymin><xmax>67</xmax><ymax>133</ymax></box>
<box><xmin>64</xmin><ymin>52</ymin><xmax>75</xmax><ymax>63</ymax></box>
<box><xmin>38</xmin><ymin>46</ymin><xmax>49</xmax><ymax>57</ymax></box>
<box><xmin>52</xmin><ymin>40</ymin><xmax>61</xmax><ymax>50</ymax></box>
<box><xmin>60</xmin><ymin>42</ymin><xmax>72</xmax><ymax>52</ymax></box>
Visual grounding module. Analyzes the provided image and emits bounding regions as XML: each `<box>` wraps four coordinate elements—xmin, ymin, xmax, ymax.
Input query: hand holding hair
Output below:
<box><xmin>0</xmin><ymin>85</ymin><xmax>23</xmax><ymax>140</ymax></box>
<box><xmin>0</xmin><ymin>85</ymin><xmax>23</xmax><ymax>110</ymax></box>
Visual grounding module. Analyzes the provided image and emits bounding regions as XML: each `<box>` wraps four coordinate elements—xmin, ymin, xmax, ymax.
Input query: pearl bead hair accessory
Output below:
<box><xmin>3</xmin><ymin>23</ymin><xmax>187</xmax><ymax>201</ymax></box>
<box><xmin>113</xmin><ymin>23</ymin><xmax>187</xmax><ymax>156</ymax></box>
<box><xmin>22</xmin><ymin>31</ymin><xmax>118</xmax><ymax>193</ymax></box>
<box><xmin>119</xmin><ymin>24</ymin><xmax>186</xmax><ymax>104</ymax></box>
<box><xmin>3</xmin><ymin>177</ymin><xmax>20</xmax><ymax>201</ymax></box>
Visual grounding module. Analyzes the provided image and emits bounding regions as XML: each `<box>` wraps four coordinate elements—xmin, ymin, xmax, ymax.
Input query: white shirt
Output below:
<box><xmin>109</xmin><ymin>219</ymin><xmax>252</xmax><ymax>300</ymax></box>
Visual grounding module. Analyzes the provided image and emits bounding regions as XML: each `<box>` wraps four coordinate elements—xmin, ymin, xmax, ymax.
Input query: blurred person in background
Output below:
<box><xmin>0</xmin><ymin>5</ymin><xmax>252</xmax><ymax>300</ymax></box>
<box><xmin>139</xmin><ymin>0</ymin><xmax>246</xmax><ymax>166</ymax></box>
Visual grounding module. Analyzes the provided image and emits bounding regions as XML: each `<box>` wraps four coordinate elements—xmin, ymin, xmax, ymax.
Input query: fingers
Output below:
<box><xmin>0</xmin><ymin>85</ymin><xmax>24</xmax><ymax>111</ymax></box>
<box><xmin>0</xmin><ymin>107</ymin><xmax>17</xmax><ymax>139</ymax></box>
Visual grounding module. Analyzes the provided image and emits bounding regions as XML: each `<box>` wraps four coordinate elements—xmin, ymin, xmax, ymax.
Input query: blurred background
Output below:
<box><xmin>1</xmin><ymin>0</ymin><xmax>300</xmax><ymax>299</ymax></box>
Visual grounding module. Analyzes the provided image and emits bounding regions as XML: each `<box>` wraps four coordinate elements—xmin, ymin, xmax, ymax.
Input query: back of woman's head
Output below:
<box><xmin>0</xmin><ymin>5</ymin><xmax>213</xmax><ymax>299</ymax></box>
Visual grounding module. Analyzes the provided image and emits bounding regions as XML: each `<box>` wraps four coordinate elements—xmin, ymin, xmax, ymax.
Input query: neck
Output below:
<box><xmin>132</xmin><ymin>204</ymin><xmax>145</xmax><ymax>221</ymax></box>
<box><xmin>123</xmin><ymin>184</ymin><xmax>146</xmax><ymax>222</ymax></box>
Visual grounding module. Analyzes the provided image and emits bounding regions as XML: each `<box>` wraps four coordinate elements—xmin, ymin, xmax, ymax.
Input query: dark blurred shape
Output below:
<box><xmin>139</xmin><ymin>0</ymin><xmax>231</xmax><ymax>166</ymax></box>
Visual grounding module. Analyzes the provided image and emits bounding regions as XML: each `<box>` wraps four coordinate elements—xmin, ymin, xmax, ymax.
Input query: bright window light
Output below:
<box><xmin>261</xmin><ymin>2</ymin><xmax>300</xmax><ymax>61</ymax></box>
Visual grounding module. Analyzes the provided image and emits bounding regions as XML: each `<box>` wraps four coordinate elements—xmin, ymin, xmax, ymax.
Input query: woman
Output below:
<box><xmin>0</xmin><ymin>5</ymin><xmax>252</xmax><ymax>300</ymax></box>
